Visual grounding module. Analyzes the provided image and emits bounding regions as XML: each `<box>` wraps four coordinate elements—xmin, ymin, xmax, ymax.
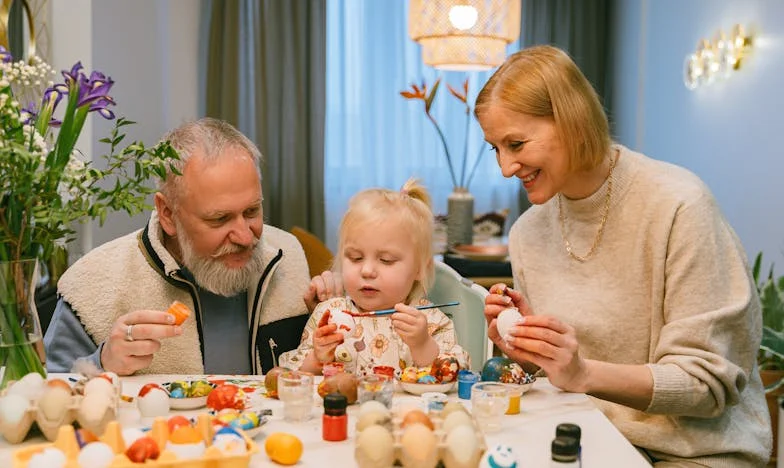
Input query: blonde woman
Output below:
<box><xmin>280</xmin><ymin>179</ymin><xmax>468</xmax><ymax>376</ymax></box>
<box><xmin>478</xmin><ymin>45</ymin><xmax>769</xmax><ymax>466</ymax></box>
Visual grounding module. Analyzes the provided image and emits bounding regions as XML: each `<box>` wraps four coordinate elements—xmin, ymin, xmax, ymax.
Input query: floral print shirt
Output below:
<box><xmin>279</xmin><ymin>296</ymin><xmax>469</xmax><ymax>377</ymax></box>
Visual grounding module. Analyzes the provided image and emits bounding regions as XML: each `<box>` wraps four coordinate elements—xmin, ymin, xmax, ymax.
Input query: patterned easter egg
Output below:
<box><xmin>481</xmin><ymin>357</ymin><xmax>528</xmax><ymax>384</ymax></box>
<box><xmin>430</xmin><ymin>354</ymin><xmax>461</xmax><ymax>383</ymax></box>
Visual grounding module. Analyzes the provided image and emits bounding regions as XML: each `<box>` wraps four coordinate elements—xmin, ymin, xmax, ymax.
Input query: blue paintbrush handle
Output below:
<box><xmin>355</xmin><ymin>301</ymin><xmax>460</xmax><ymax>316</ymax></box>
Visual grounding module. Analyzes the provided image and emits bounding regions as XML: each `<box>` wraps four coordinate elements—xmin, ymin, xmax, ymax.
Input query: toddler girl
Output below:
<box><xmin>279</xmin><ymin>179</ymin><xmax>468</xmax><ymax>376</ymax></box>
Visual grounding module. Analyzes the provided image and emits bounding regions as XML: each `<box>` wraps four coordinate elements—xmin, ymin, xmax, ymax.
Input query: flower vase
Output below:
<box><xmin>447</xmin><ymin>187</ymin><xmax>474</xmax><ymax>248</ymax></box>
<box><xmin>0</xmin><ymin>259</ymin><xmax>46</xmax><ymax>390</ymax></box>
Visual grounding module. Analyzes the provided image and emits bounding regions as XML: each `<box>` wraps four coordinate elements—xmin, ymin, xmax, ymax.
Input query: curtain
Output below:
<box><xmin>324</xmin><ymin>0</ymin><xmax>520</xmax><ymax>250</ymax></box>
<box><xmin>204</xmin><ymin>0</ymin><xmax>327</xmax><ymax>238</ymax></box>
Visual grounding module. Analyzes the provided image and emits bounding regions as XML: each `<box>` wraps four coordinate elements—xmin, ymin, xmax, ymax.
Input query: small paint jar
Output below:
<box><xmin>421</xmin><ymin>392</ymin><xmax>448</xmax><ymax>413</ymax></box>
<box><xmin>322</xmin><ymin>392</ymin><xmax>348</xmax><ymax>441</ymax></box>
<box><xmin>457</xmin><ymin>370</ymin><xmax>480</xmax><ymax>400</ymax></box>
<box><xmin>372</xmin><ymin>365</ymin><xmax>396</xmax><ymax>379</ymax></box>
<box><xmin>504</xmin><ymin>383</ymin><xmax>524</xmax><ymax>415</ymax></box>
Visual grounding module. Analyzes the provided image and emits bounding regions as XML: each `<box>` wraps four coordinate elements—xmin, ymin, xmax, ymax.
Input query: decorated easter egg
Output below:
<box><xmin>430</xmin><ymin>354</ymin><xmax>461</xmax><ymax>383</ymax></box>
<box><xmin>189</xmin><ymin>379</ymin><xmax>214</xmax><ymax>397</ymax></box>
<box><xmin>167</xmin><ymin>380</ymin><xmax>190</xmax><ymax>399</ymax></box>
<box><xmin>417</xmin><ymin>374</ymin><xmax>437</xmax><ymax>384</ymax></box>
<box><xmin>401</xmin><ymin>366</ymin><xmax>419</xmax><ymax>383</ymax></box>
<box><xmin>166</xmin><ymin>426</ymin><xmax>206</xmax><ymax>459</ymax></box>
<box><xmin>207</xmin><ymin>384</ymin><xmax>246</xmax><ymax>411</ymax></box>
<box><xmin>137</xmin><ymin>383</ymin><xmax>170</xmax><ymax>417</ymax></box>
<box><xmin>167</xmin><ymin>415</ymin><xmax>192</xmax><ymax>433</ymax></box>
<box><xmin>479</xmin><ymin>444</ymin><xmax>519</xmax><ymax>468</ymax></box>
<box><xmin>213</xmin><ymin>426</ymin><xmax>247</xmax><ymax>455</ymax></box>
<box><xmin>327</xmin><ymin>309</ymin><xmax>356</xmax><ymax>337</ymax></box>
<box><xmin>481</xmin><ymin>357</ymin><xmax>528</xmax><ymax>384</ymax></box>
<box><xmin>496</xmin><ymin>307</ymin><xmax>523</xmax><ymax>339</ymax></box>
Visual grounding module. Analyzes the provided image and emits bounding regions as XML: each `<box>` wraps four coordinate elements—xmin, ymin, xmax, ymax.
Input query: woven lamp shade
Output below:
<box><xmin>408</xmin><ymin>0</ymin><xmax>521</xmax><ymax>71</ymax></box>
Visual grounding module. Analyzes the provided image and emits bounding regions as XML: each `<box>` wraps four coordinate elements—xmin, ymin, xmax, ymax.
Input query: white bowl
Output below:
<box><xmin>398</xmin><ymin>381</ymin><xmax>456</xmax><ymax>396</ymax></box>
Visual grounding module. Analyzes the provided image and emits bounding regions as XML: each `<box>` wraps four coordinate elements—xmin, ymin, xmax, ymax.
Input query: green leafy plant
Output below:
<box><xmin>753</xmin><ymin>252</ymin><xmax>784</xmax><ymax>391</ymax></box>
<box><xmin>0</xmin><ymin>48</ymin><xmax>179</xmax><ymax>387</ymax></box>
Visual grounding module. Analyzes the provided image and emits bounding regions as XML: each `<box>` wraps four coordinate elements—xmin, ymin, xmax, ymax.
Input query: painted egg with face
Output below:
<box><xmin>430</xmin><ymin>354</ymin><xmax>461</xmax><ymax>383</ymax></box>
<box><xmin>327</xmin><ymin>309</ymin><xmax>356</xmax><ymax>338</ymax></box>
<box><xmin>212</xmin><ymin>426</ymin><xmax>247</xmax><ymax>455</ymax></box>
<box><xmin>481</xmin><ymin>357</ymin><xmax>528</xmax><ymax>384</ymax></box>
<box><xmin>479</xmin><ymin>444</ymin><xmax>519</xmax><ymax>468</ymax></box>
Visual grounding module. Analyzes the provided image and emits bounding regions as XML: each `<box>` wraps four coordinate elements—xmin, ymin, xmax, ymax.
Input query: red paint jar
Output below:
<box><xmin>373</xmin><ymin>365</ymin><xmax>395</xmax><ymax>379</ymax></box>
<box><xmin>322</xmin><ymin>392</ymin><xmax>348</xmax><ymax>442</ymax></box>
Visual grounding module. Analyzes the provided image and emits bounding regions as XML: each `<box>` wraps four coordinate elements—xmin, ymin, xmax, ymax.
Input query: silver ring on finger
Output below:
<box><xmin>125</xmin><ymin>324</ymin><xmax>134</xmax><ymax>342</ymax></box>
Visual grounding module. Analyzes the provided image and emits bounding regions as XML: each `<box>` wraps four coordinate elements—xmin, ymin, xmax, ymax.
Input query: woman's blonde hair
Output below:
<box><xmin>336</xmin><ymin>178</ymin><xmax>435</xmax><ymax>303</ymax></box>
<box><xmin>475</xmin><ymin>45</ymin><xmax>610</xmax><ymax>172</ymax></box>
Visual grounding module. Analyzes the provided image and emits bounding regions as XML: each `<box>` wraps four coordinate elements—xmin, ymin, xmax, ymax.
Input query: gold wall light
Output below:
<box><xmin>684</xmin><ymin>24</ymin><xmax>753</xmax><ymax>90</ymax></box>
<box><xmin>408</xmin><ymin>0</ymin><xmax>521</xmax><ymax>71</ymax></box>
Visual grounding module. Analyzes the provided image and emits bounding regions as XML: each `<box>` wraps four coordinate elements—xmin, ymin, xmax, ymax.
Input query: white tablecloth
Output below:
<box><xmin>1</xmin><ymin>374</ymin><xmax>651</xmax><ymax>467</ymax></box>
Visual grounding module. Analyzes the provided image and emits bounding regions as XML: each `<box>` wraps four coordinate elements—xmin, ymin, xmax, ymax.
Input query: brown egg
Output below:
<box><xmin>46</xmin><ymin>378</ymin><xmax>72</xmax><ymax>394</ymax></box>
<box><xmin>401</xmin><ymin>409</ymin><xmax>434</xmax><ymax>431</ymax></box>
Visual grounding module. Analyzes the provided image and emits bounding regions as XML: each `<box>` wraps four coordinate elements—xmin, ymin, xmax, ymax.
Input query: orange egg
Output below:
<box><xmin>169</xmin><ymin>426</ymin><xmax>203</xmax><ymax>444</ymax></box>
<box><xmin>46</xmin><ymin>378</ymin><xmax>72</xmax><ymax>393</ymax></box>
<box><xmin>401</xmin><ymin>409</ymin><xmax>434</xmax><ymax>430</ymax></box>
<box><xmin>167</xmin><ymin>415</ymin><xmax>192</xmax><ymax>433</ymax></box>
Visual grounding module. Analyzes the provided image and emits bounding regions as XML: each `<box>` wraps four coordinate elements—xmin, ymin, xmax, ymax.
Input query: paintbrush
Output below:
<box><xmin>348</xmin><ymin>301</ymin><xmax>459</xmax><ymax>317</ymax></box>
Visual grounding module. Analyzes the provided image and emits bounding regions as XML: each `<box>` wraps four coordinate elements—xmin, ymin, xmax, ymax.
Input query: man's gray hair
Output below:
<box><xmin>158</xmin><ymin>118</ymin><xmax>262</xmax><ymax>205</ymax></box>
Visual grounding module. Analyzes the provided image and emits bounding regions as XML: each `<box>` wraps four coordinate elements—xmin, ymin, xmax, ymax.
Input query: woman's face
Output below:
<box><xmin>478</xmin><ymin>105</ymin><xmax>573</xmax><ymax>204</ymax></box>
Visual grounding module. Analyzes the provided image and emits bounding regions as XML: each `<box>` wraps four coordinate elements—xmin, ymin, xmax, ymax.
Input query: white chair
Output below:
<box><xmin>429</xmin><ymin>261</ymin><xmax>491</xmax><ymax>371</ymax></box>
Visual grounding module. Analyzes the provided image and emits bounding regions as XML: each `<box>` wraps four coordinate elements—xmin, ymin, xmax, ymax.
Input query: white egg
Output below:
<box><xmin>479</xmin><ymin>444</ymin><xmax>519</xmax><ymax>468</ymax></box>
<box><xmin>38</xmin><ymin>386</ymin><xmax>72</xmax><ymax>421</ymax></box>
<box><xmin>165</xmin><ymin>441</ymin><xmax>206</xmax><ymax>459</ymax></box>
<box><xmin>444</xmin><ymin>424</ymin><xmax>481</xmax><ymax>468</ymax></box>
<box><xmin>8</xmin><ymin>372</ymin><xmax>45</xmax><ymax>399</ymax></box>
<box><xmin>122</xmin><ymin>427</ymin><xmax>145</xmax><ymax>447</ymax></box>
<box><xmin>442</xmin><ymin>409</ymin><xmax>473</xmax><ymax>434</ymax></box>
<box><xmin>0</xmin><ymin>393</ymin><xmax>30</xmax><ymax>425</ymax></box>
<box><xmin>84</xmin><ymin>377</ymin><xmax>115</xmax><ymax>397</ymax></box>
<box><xmin>77</xmin><ymin>441</ymin><xmax>115</xmax><ymax>468</ymax></box>
<box><xmin>137</xmin><ymin>387</ymin><xmax>170</xmax><ymax>418</ymax></box>
<box><xmin>355</xmin><ymin>424</ymin><xmax>395</xmax><ymax>468</ymax></box>
<box><xmin>496</xmin><ymin>307</ymin><xmax>523</xmax><ymax>339</ymax></box>
<box><xmin>78</xmin><ymin>392</ymin><xmax>113</xmax><ymax>424</ymax></box>
<box><xmin>328</xmin><ymin>309</ymin><xmax>356</xmax><ymax>337</ymax></box>
<box><xmin>358</xmin><ymin>400</ymin><xmax>390</xmax><ymax>418</ymax></box>
<box><xmin>27</xmin><ymin>447</ymin><xmax>67</xmax><ymax>468</ymax></box>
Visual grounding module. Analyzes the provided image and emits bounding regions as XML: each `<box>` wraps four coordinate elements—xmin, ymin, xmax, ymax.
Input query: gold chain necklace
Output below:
<box><xmin>557</xmin><ymin>153</ymin><xmax>618</xmax><ymax>262</ymax></box>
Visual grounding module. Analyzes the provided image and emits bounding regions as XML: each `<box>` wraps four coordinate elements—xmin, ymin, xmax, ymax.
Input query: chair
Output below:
<box><xmin>429</xmin><ymin>261</ymin><xmax>491</xmax><ymax>371</ymax></box>
<box><xmin>290</xmin><ymin>226</ymin><xmax>334</xmax><ymax>278</ymax></box>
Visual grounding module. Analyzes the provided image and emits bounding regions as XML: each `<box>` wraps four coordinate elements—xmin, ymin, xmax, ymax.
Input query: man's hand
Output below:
<box><xmin>100</xmin><ymin>310</ymin><xmax>182</xmax><ymax>375</ymax></box>
<box><xmin>304</xmin><ymin>270</ymin><xmax>343</xmax><ymax>312</ymax></box>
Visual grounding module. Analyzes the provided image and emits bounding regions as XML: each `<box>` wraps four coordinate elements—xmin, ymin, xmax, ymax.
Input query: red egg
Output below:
<box><xmin>206</xmin><ymin>384</ymin><xmax>245</xmax><ymax>411</ymax></box>
<box><xmin>125</xmin><ymin>436</ymin><xmax>160</xmax><ymax>463</ymax></box>
<box><xmin>167</xmin><ymin>415</ymin><xmax>192</xmax><ymax>433</ymax></box>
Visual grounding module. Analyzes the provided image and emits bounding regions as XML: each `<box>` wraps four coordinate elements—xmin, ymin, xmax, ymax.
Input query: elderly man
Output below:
<box><xmin>44</xmin><ymin>118</ymin><xmax>339</xmax><ymax>376</ymax></box>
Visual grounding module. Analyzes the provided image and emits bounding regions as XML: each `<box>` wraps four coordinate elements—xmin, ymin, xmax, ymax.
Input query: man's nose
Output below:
<box><xmin>229</xmin><ymin>218</ymin><xmax>255</xmax><ymax>246</ymax></box>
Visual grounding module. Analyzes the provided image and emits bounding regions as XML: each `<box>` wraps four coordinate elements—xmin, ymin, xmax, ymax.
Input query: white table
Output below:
<box><xmin>1</xmin><ymin>374</ymin><xmax>650</xmax><ymax>467</ymax></box>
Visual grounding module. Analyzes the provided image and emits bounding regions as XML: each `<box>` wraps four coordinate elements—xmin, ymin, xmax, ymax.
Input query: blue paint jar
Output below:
<box><xmin>457</xmin><ymin>370</ymin><xmax>480</xmax><ymax>400</ymax></box>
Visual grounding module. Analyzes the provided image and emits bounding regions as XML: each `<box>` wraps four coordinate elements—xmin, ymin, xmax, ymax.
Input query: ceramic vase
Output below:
<box><xmin>447</xmin><ymin>187</ymin><xmax>474</xmax><ymax>248</ymax></box>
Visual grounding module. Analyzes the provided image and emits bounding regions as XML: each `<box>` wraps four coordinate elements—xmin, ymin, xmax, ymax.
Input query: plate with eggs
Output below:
<box><xmin>398</xmin><ymin>380</ymin><xmax>456</xmax><ymax>396</ymax></box>
<box><xmin>161</xmin><ymin>380</ymin><xmax>216</xmax><ymax>410</ymax></box>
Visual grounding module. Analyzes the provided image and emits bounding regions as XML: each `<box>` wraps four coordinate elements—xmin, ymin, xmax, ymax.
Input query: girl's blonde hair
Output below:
<box><xmin>336</xmin><ymin>178</ymin><xmax>435</xmax><ymax>303</ymax></box>
<box><xmin>475</xmin><ymin>45</ymin><xmax>611</xmax><ymax>172</ymax></box>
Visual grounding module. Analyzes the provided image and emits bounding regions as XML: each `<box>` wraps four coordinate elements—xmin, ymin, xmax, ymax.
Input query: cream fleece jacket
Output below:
<box><xmin>57</xmin><ymin>212</ymin><xmax>311</xmax><ymax>375</ymax></box>
<box><xmin>510</xmin><ymin>145</ymin><xmax>770</xmax><ymax>466</ymax></box>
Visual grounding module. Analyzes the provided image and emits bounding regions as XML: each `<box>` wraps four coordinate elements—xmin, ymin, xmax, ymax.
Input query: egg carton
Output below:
<box><xmin>0</xmin><ymin>385</ymin><xmax>120</xmax><ymax>444</ymax></box>
<box><xmin>12</xmin><ymin>413</ymin><xmax>259</xmax><ymax>468</ymax></box>
<box><xmin>355</xmin><ymin>407</ymin><xmax>487</xmax><ymax>468</ymax></box>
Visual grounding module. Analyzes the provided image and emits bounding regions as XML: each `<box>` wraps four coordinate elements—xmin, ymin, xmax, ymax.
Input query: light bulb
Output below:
<box><xmin>449</xmin><ymin>5</ymin><xmax>478</xmax><ymax>30</ymax></box>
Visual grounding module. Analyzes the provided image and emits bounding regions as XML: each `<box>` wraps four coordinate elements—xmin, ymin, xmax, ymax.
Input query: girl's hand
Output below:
<box><xmin>312</xmin><ymin>323</ymin><xmax>343</xmax><ymax>363</ymax></box>
<box><xmin>504</xmin><ymin>314</ymin><xmax>588</xmax><ymax>392</ymax></box>
<box><xmin>391</xmin><ymin>303</ymin><xmax>430</xmax><ymax>349</ymax></box>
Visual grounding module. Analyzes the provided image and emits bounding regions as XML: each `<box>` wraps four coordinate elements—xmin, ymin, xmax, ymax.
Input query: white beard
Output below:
<box><xmin>175</xmin><ymin>218</ymin><xmax>264</xmax><ymax>297</ymax></box>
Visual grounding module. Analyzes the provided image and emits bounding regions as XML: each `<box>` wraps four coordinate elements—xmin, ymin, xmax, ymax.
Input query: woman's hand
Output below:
<box><xmin>392</xmin><ymin>303</ymin><xmax>438</xmax><ymax>365</ymax></box>
<box><xmin>484</xmin><ymin>283</ymin><xmax>531</xmax><ymax>347</ymax></box>
<box><xmin>312</xmin><ymin>323</ymin><xmax>343</xmax><ymax>363</ymax></box>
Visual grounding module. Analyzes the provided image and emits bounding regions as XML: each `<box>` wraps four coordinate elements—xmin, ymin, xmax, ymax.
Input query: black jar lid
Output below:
<box><xmin>555</xmin><ymin>423</ymin><xmax>581</xmax><ymax>443</ymax></box>
<box><xmin>551</xmin><ymin>436</ymin><xmax>579</xmax><ymax>461</ymax></box>
<box><xmin>324</xmin><ymin>392</ymin><xmax>348</xmax><ymax>412</ymax></box>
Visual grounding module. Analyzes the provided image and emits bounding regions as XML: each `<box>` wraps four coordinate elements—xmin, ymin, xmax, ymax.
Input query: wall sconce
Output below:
<box><xmin>408</xmin><ymin>0</ymin><xmax>521</xmax><ymax>71</ymax></box>
<box><xmin>684</xmin><ymin>24</ymin><xmax>753</xmax><ymax>90</ymax></box>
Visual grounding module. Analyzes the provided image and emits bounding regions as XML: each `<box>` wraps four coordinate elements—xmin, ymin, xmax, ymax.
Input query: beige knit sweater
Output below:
<box><xmin>510</xmin><ymin>145</ymin><xmax>770</xmax><ymax>466</ymax></box>
<box><xmin>58</xmin><ymin>212</ymin><xmax>311</xmax><ymax>375</ymax></box>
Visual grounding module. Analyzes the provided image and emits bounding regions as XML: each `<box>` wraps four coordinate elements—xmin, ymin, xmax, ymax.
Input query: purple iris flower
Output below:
<box><xmin>75</xmin><ymin>69</ymin><xmax>115</xmax><ymax>119</ymax></box>
<box><xmin>0</xmin><ymin>46</ymin><xmax>12</xmax><ymax>63</ymax></box>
